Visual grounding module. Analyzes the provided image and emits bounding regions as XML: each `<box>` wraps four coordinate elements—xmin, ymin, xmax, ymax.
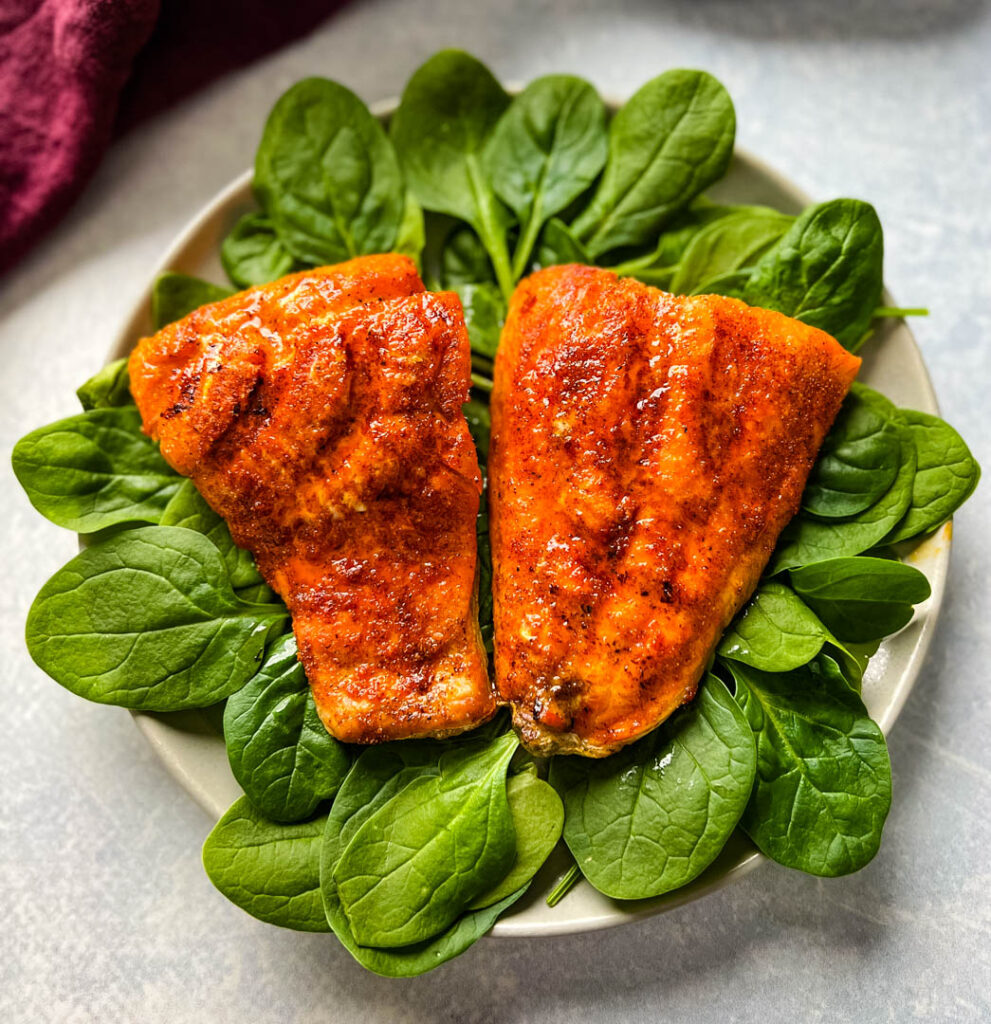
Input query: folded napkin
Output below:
<box><xmin>0</xmin><ymin>0</ymin><xmax>344</xmax><ymax>276</ymax></box>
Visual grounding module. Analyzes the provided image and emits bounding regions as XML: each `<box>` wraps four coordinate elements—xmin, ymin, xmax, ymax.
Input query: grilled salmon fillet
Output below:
<box><xmin>490</xmin><ymin>264</ymin><xmax>861</xmax><ymax>757</ymax></box>
<box><xmin>128</xmin><ymin>254</ymin><xmax>496</xmax><ymax>744</ymax></box>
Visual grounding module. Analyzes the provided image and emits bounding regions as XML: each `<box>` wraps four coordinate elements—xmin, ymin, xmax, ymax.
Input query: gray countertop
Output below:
<box><xmin>2</xmin><ymin>1</ymin><xmax>989</xmax><ymax>1020</ymax></box>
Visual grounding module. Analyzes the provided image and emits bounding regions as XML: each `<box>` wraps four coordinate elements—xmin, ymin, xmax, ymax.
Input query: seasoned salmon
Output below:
<box><xmin>490</xmin><ymin>264</ymin><xmax>861</xmax><ymax>757</ymax></box>
<box><xmin>128</xmin><ymin>254</ymin><xmax>496</xmax><ymax>744</ymax></box>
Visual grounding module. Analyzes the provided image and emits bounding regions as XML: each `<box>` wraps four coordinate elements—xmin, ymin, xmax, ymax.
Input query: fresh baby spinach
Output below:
<box><xmin>152</xmin><ymin>272</ymin><xmax>234</xmax><ymax>330</ymax></box>
<box><xmin>467</xmin><ymin>769</ymin><xmax>564</xmax><ymax>910</ymax></box>
<box><xmin>802</xmin><ymin>387</ymin><xmax>903</xmax><ymax>518</ymax></box>
<box><xmin>26</xmin><ymin>526</ymin><xmax>288</xmax><ymax>710</ymax></box>
<box><xmin>486</xmin><ymin>74</ymin><xmax>608</xmax><ymax>278</ymax></box>
<box><xmin>570</xmin><ymin>70</ymin><xmax>735</xmax><ymax>259</ymax></box>
<box><xmin>537</xmin><ymin>218</ymin><xmax>590</xmax><ymax>268</ymax></box>
<box><xmin>717</xmin><ymin>581</ymin><xmax>834</xmax><ymax>673</ymax></box>
<box><xmin>203</xmin><ymin>797</ymin><xmax>330</xmax><ymax>932</ymax></box>
<box><xmin>454</xmin><ymin>282</ymin><xmax>504</xmax><ymax>360</ymax></box>
<box><xmin>669</xmin><ymin>208</ymin><xmax>793</xmax><ymax>296</ymax></box>
<box><xmin>255</xmin><ymin>77</ymin><xmax>406</xmax><ymax>267</ymax></box>
<box><xmin>12</xmin><ymin>406</ymin><xmax>182</xmax><ymax>533</ymax></box>
<box><xmin>332</xmin><ymin>732</ymin><xmax>518</xmax><ymax>947</ymax></box>
<box><xmin>728</xmin><ymin>660</ymin><xmax>891</xmax><ymax>876</ymax></box>
<box><xmin>76</xmin><ymin>359</ymin><xmax>131</xmax><ymax>411</ymax></box>
<box><xmin>320</xmin><ymin>738</ymin><xmax>527</xmax><ymax>976</ymax></box>
<box><xmin>886</xmin><ymin>409</ymin><xmax>981</xmax><ymax>543</ymax></box>
<box><xmin>550</xmin><ymin>675</ymin><xmax>755</xmax><ymax>900</ymax></box>
<box><xmin>391</xmin><ymin>50</ymin><xmax>515</xmax><ymax>298</ymax></box>
<box><xmin>221</xmin><ymin>212</ymin><xmax>297</xmax><ymax>288</ymax></box>
<box><xmin>744</xmin><ymin>199</ymin><xmax>884</xmax><ymax>350</ymax></box>
<box><xmin>441</xmin><ymin>225</ymin><xmax>495</xmax><ymax>287</ymax></box>
<box><xmin>223</xmin><ymin>634</ymin><xmax>348</xmax><ymax>823</ymax></box>
<box><xmin>160</xmin><ymin>480</ymin><xmax>272</xmax><ymax>600</ymax></box>
<box><xmin>789</xmin><ymin>556</ymin><xmax>931</xmax><ymax>643</ymax></box>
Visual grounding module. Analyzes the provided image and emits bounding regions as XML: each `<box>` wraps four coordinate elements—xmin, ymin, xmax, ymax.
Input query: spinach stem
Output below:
<box><xmin>546</xmin><ymin>863</ymin><xmax>581</xmax><ymax>907</ymax></box>
<box><xmin>471</xmin><ymin>372</ymin><xmax>494</xmax><ymax>393</ymax></box>
<box><xmin>511</xmin><ymin>209</ymin><xmax>543</xmax><ymax>281</ymax></box>
<box><xmin>873</xmin><ymin>306</ymin><xmax>929</xmax><ymax>318</ymax></box>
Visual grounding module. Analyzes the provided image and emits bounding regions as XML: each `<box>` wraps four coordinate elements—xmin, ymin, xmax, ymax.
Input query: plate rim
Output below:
<box><xmin>111</xmin><ymin>97</ymin><xmax>948</xmax><ymax>939</ymax></box>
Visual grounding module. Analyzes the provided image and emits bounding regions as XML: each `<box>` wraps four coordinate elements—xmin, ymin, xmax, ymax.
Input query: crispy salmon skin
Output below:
<box><xmin>128</xmin><ymin>254</ymin><xmax>496</xmax><ymax>744</ymax></box>
<box><xmin>490</xmin><ymin>264</ymin><xmax>861</xmax><ymax>757</ymax></box>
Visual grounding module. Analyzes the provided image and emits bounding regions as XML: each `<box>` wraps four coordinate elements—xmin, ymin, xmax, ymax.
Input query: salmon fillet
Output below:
<box><xmin>490</xmin><ymin>264</ymin><xmax>861</xmax><ymax>757</ymax></box>
<box><xmin>128</xmin><ymin>254</ymin><xmax>496</xmax><ymax>744</ymax></box>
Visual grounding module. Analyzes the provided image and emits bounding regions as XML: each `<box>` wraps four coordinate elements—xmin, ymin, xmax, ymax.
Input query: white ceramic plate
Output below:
<box><xmin>112</xmin><ymin>97</ymin><xmax>949</xmax><ymax>939</ymax></box>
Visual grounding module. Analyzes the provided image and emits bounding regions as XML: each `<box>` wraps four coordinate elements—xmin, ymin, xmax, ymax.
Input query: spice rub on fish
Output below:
<box><xmin>128</xmin><ymin>254</ymin><xmax>496</xmax><ymax>744</ymax></box>
<box><xmin>490</xmin><ymin>264</ymin><xmax>861</xmax><ymax>757</ymax></box>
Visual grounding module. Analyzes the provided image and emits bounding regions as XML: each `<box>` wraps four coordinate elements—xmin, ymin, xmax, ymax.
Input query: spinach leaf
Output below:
<box><xmin>728</xmin><ymin>661</ymin><xmax>891</xmax><ymax>876</ymax></box>
<box><xmin>26</xmin><ymin>526</ymin><xmax>288</xmax><ymax>710</ymax></box>
<box><xmin>802</xmin><ymin>387</ymin><xmax>902</xmax><ymax>518</ymax></box>
<box><xmin>770</xmin><ymin>395</ymin><xmax>917</xmax><ymax>572</ymax></box>
<box><xmin>221</xmin><ymin>212</ymin><xmax>297</xmax><ymax>288</ymax></box>
<box><xmin>464</xmin><ymin>397</ymin><xmax>491</xmax><ymax>465</ymax></box>
<box><xmin>691</xmin><ymin>268</ymin><xmax>753</xmax><ymax>298</ymax></box>
<box><xmin>12</xmin><ymin>406</ymin><xmax>182</xmax><ymax>533</ymax></box>
<box><xmin>669</xmin><ymin>208</ymin><xmax>793</xmax><ymax>295</ymax></box>
<box><xmin>320</xmin><ymin>740</ymin><xmax>526</xmax><ymax>976</ymax></box>
<box><xmin>453</xmin><ymin>282</ymin><xmax>504</xmax><ymax>359</ymax></box>
<box><xmin>202</xmin><ymin>797</ymin><xmax>329</xmax><ymax>931</ymax></box>
<box><xmin>393</xmin><ymin>192</ymin><xmax>426</xmax><ymax>265</ymax></box>
<box><xmin>152</xmin><ymin>272</ymin><xmax>234</xmax><ymax>330</ymax></box>
<box><xmin>886</xmin><ymin>409</ymin><xmax>981</xmax><ymax>543</ymax></box>
<box><xmin>441</xmin><ymin>225</ymin><xmax>494</xmax><ymax>286</ymax></box>
<box><xmin>536</xmin><ymin>217</ymin><xmax>590</xmax><ymax>269</ymax></box>
<box><xmin>789</xmin><ymin>556</ymin><xmax>931</xmax><ymax>643</ymax></box>
<box><xmin>570</xmin><ymin>70</ymin><xmax>735</xmax><ymax>259</ymax></box>
<box><xmin>475</xmin><ymin>501</ymin><xmax>494</xmax><ymax>654</ymax></box>
<box><xmin>467</xmin><ymin>770</ymin><xmax>564</xmax><ymax>909</ymax></box>
<box><xmin>717</xmin><ymin>581</ymin><xmax>833</xmax><ymax>672</ymax></box>
<box><xmin>223</xmin><ymin>634</ymin><xmax>348</xmax><ymax>823</ymax></box>
<box><xmin>332</xmin><ymin>733</ymin><xmax>518</xmax><ymax>947</ymax></box>
<box><xmin>744</xmin><ymin>199</ymin><xmax>883</xmax><ymax>350</ymax></box>
<box><xmin>607</xmin><ymin>200</ymin><xmax>741</xmax><ymax>287</ymax></box>
<box><xmin>254</xmin><ymin>77</ymin><xmax>405</xmax><ymax>266</ymax></box>
<box><xmin>549</xmin><ymin>674</ymin><xmax>755</xmax><ymax>900</ymax></box>
<box><xmin>486</xmin><ymin>75</ymin><xmax>607</xmax><ymax>278</ymax></box>
<box><xmin>76</xmin><ymin>359</ymin><xmax>131</xmax><ymax>411</ymax></box>
<box><xmin>160</xmin><ymin>480</ymin><xmax>273</xmax><ymax>600</ymax></box>
<box><xmin>391</xmin><ymin>50</ymin><xmax>515</xmax><ymax>298</ymax></box>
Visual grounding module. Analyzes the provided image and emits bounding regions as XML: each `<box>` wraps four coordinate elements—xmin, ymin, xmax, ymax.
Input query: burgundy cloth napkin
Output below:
<box><xmin>0</xmin><ymin>0</ymin><xmax>345</xmax><ymax>276</ymax></box>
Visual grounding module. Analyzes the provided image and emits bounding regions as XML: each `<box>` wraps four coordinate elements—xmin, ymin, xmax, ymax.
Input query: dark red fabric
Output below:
<box><xmin>0</xmin><ymin>0</ymin><xmax>345</xmax><ymax>276</ymax></box>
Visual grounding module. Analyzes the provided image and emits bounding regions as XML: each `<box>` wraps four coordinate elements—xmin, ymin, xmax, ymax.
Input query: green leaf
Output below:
<box><xmin>770</xmin><ymin>391</ymin><xmax>917</xmax><ymax>572</ymax></box>
<box><xmin>463</xmin><ymin>397</ymin><xmax>491</xmax><ymax>465</ymax></box>
<box><xmin>441</xmin><ymin>225</ymin><xmax>495</xmax><ymax>286</ymax></box>
<box><xmin>76</xmin><ymin>359</ymin><xmax>131</xmax><ymax>411</ymax></box>
<box><xmin>570</xmin><ymin>70</ymin><xmax>735</xmax><ymax>259</ymax></box>
<box><xmin>12</xmin><ymin>406</ymin><xmax>182</xmax><ymax>533</ymax></box>
<box><xmin>717</xmin><ymin>581</ymin><xmax>833</xmax><ymax>672</ymax></box>
<box><xmin>802</xmin><ymin>386</ymin><xmax>902</xmax><ymax>518</ymax></box>
<box><xmin>885</xmin><ymin>409</ymin><xmax>981</xmax><ymax>543</ymax></box>
<box><xmin>728</xmin><ymin>660</ymin><xmax>891</xmax><ymax>876</ymax></box>
<box><xmin>160</xmin><ymin>480</ymin><xmax>273</xmax><ymax>599</ymax></box>
<box><xmin>393</xmin><ymin>192</ymin><xmax>426</xmax><ymax>265</ymax></box>
<box><xmin>221</xmin><ymin>212</ymin><xmax>297</xmax><ymax>288</ymax></box>
<box><xmin>744</xmin><ymin>199</ymin><xmax>883</xmax><ymax>350</ymax></box>
<box><xmin>391</xmin><ymin>50</ymin><xmax>515</xmax><ymax>297</ymax></box>
<box><xmin>254</xmin><ymin>77</ymin><xmax>405</xmax><ymax>266</ymax></box>
<box><xmin>25</xmin><ymin>526</ymin><xmax>288</xmax><ymax>710</ymax></box>
<box><xmin>223</xmin><ymin>634</ymin><xmax>349</xmax><ymax>823</ymax></box>
<box><xmin>536</xmin><ymin>217</ymin><xmax>590</xmax><ymax>269</ymax></box>
<box><xmin>789</xmin><ymin>556</ymin><xmax>931</xmax><ymax>643</ymax></box>
<box><xmin>467</xmin><ymin>770</ymin><xmax>563</xmax><ymax>909</ymax></box>
<box><xmin>202</xmin><ymin>797</ymin><xmax>329</xmax><ymax>931</ymax></box>
<box><xmin>453</xmin><ymin>282</ymin><xmax>504</xmax><ymax>359</ymax></box>
<box><xmin>332</xmin><ymin>733</ymin><xmax>518</xmax><ymax>947</ymax></box>
<box><xmin>320</xmin><ymin>739</ymin><xmax>526</xmax><ymax>977</ymax></box>
<box><xmin>486</xmin><ymin>74</ymin><xmax>608</xmax><ymax>278</ymax></box>
<box><xmin>549</xmin><ymin>675</ymin><xmax>756</xmax><ymax>900</ymax></box>
<box><xmin>152</xmin><ymin>272</ymin><xmax>234</xmax><ymax>330</ymax></box>
<box><xmin>669</xmin><ymin>208</ymin><xmax>793</xmax><ymax>295</ymax></box>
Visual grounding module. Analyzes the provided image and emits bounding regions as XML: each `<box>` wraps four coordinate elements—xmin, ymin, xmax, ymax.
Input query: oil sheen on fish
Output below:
<box><xmin>490</xmin><ymin>264</ymin><xmax>861</xmax><ymax>757</ymax></box>
<box><xmin>128</xmin><ymin>254</ymin><xmax>496</xmax><ymax>744</ymax></box>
